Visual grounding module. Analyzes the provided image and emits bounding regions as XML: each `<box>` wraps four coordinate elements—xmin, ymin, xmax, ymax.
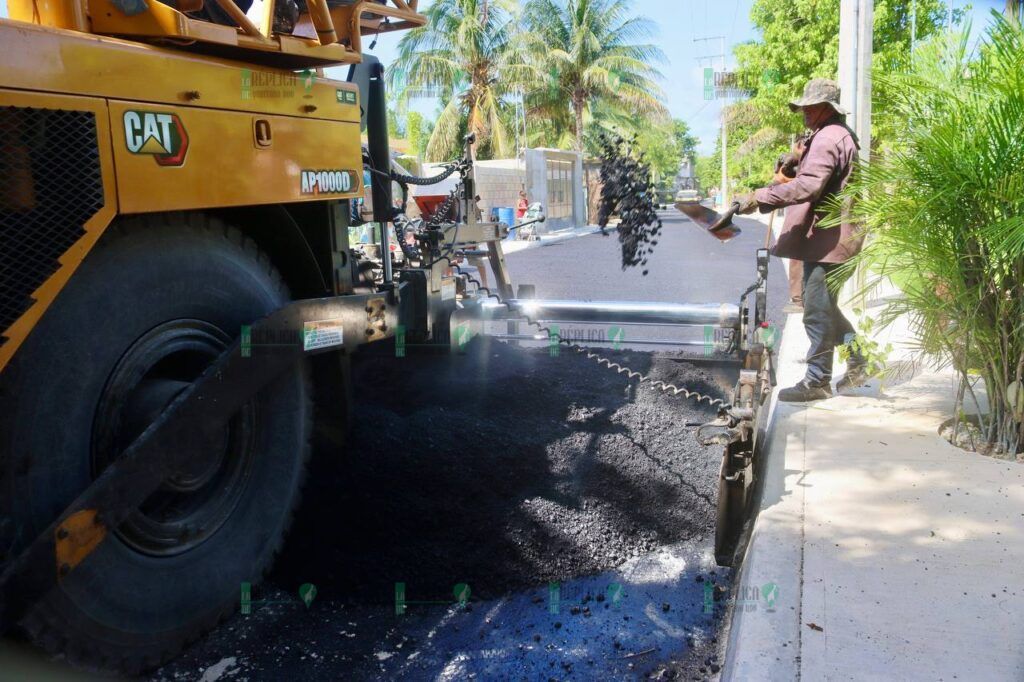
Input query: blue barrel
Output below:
<box><xmin>498</xmin><ymin>207</ymin><xmax>515</xmax><ymax>225</ymax></box>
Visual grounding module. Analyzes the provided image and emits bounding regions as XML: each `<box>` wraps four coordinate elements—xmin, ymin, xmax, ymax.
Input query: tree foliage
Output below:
<box><xmin>695</xmin><ymin>147</ymin><xmax>721</xmax><ymax>195</ymax></box>
<box><xmin>672</xmin><ymin>119</ymin><xmax>699</xmax><ymax>163</ymax></box>
<box><xmin>387</xmin><ymin>0</ymin><xmax>531</xmax><ymax>161</ymax></box>
<box><xmin>520</xmin><ymin>0</ymin><xmax>668</xmax><ymax>152</ymax></box>
<box><xmin>386</xmin><ymin>0</ymin><xmax>698</xmax><ymax>178</ymax></box>
<box><xmin>726</xmin><ymin>0</ymin><xmax>961</xmax><ymax>190</ymax></box>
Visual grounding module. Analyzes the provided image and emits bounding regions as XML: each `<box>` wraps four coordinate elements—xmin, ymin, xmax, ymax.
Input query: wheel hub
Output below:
<box><xmin>91</xmin><ymin>320</ymin><xmax>256</xmax><ymax>556</ymax></box>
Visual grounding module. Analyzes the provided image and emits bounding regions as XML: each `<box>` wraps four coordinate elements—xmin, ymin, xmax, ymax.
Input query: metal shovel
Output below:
<box><xmin>676</xmin><ymin>201</ymin><xmax>742</xmax><ymax>242</ymax></box>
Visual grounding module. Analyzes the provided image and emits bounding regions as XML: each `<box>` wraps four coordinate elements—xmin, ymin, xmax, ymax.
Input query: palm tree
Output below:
<box><xmin>522</xmin><ymin>0</ymin><xmax>668</xmax><ymax>152</ymax></box>
<box><xmin>388</xmin><ymin>0</ymin><xmax>530</xmax><ymax>161</ymax></box>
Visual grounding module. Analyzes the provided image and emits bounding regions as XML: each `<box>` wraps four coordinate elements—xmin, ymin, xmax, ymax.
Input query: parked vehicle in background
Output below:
<box><xmin>675</xmin><ymin>188</ymin><xmax>703</xmax><ymax>204</ymax></box>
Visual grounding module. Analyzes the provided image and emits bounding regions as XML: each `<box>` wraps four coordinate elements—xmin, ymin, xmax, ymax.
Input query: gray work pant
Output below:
<box><xmin>802</xmin><ymin>261</ymin><xmax>864</xmax><ymax>385</ymax></box>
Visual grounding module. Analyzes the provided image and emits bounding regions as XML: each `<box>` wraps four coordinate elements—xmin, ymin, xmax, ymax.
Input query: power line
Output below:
<box><xmin>688</xmin><ymin>99</ymin><xmax>713</xmax><ymax>120</ymax></box>
<box><xmin>730</xmin><ymin>0</ymin><xmax>741</xmax><ymax>44</ymax></box>
<box><xmin>694</xmin><ymin>35</ymin><xmax>730</xmax><ymax>205</ymax></box>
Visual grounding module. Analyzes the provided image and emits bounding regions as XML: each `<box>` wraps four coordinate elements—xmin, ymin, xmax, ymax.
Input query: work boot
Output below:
<box><xmin>777</xmin><ymin>379</ymin><xmax>832</xmax><ymax>403</ymax></box>
<box><xmin>836</xmin><ymin>364</ymin><xmax>869</xmax><ymax>393</ymax></box>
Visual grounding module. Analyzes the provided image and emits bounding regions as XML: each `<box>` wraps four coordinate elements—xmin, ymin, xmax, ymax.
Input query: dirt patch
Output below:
<box><xmin>939</xmin><ymin>415</ymin><xmax>1024</xmax><ymax>462</ymax></box>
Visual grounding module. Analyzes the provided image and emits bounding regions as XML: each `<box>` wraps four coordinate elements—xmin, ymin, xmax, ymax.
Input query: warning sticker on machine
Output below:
<box><xmin>303</xmin><ymin>319</ymin><xmax>345</xmax><ymax>351</ymax></box>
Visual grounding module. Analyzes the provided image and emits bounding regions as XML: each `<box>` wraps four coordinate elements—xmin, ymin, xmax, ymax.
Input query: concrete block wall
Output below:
<box><xmin>416</xmin><ymin>150</ymin><xmax>585</xmax><ymax>233</ymax></box>
<box><xmin>473</xmin><ymin>159</ymin><xmax>526</xmax><ymax>221</ymax></box>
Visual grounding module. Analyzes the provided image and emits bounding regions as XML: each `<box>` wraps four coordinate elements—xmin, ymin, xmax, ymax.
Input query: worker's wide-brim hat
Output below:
<box><xmin>788</xmin><ymin>78</ymin><xmax>850</xmax><ymax>115</ymax></box>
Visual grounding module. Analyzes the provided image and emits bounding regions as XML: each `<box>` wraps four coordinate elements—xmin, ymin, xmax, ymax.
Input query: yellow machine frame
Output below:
<box><xmin>8</xmin><ymin>0</ymin><xmax>425</xmax><ymax>67</ymax></box>
<box><xmin>0</xmin><ymin>0</ymin><xmax>426</xmax><ymax>372</ymax></box>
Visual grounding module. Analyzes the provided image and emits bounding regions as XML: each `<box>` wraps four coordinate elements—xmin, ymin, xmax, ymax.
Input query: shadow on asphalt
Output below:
<box><xmin>275</xmin><ymin>336</ymin><xmax>721</xmax><ymax>603</ymax></box>
<box><xmin>235</xmin><ymin>336</ymin><xmax>732</xmax><ymax>679</ymax></box>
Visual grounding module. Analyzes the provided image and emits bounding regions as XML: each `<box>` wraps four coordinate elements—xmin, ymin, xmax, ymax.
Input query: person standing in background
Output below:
<box><xmin>516</xmin><ymin>190</ymin><xmax>529</xmax><ymax>221</ymax></box>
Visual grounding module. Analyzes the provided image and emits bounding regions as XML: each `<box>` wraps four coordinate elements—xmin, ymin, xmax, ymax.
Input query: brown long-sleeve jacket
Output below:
<box><xmin>753</xmin><ymin>119</ymin><xmax>863</xmax><ymax>264</ymax></box>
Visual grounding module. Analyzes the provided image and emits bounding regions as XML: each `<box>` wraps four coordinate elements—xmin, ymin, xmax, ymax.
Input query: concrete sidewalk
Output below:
<box><xmin>724</xmin><ymin>307</ymin><xmax>1024</xmax><ymax>680</ymax></box>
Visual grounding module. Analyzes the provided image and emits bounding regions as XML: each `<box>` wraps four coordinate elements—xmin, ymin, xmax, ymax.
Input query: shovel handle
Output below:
<box><xmin>709</xmin><ymin>203</ymin><xmax>740</xmax><ymax>233</ymax></box>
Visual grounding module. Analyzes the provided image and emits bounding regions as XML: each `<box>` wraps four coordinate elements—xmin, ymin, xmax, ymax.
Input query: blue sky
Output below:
<box><xmin>0</xmin><ymin>0</ymin><xmax>1005</xmax><ymax>152</ymax></box>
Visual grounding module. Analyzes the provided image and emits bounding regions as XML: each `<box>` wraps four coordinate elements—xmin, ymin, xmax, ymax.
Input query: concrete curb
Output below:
<box><xmin>721</xmin><ymin>312</ymin><xmax>806</xmax><ymax>680</ymax></box>
<box><xmin>722</xmin><ymin>304</ymin><xmax>1024</xmax><ymax>679</ymax></box>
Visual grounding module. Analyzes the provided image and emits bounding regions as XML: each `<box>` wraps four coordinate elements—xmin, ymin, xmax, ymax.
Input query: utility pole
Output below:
<box><xmin>838</xmin><ymin>0</ymin><xmax>873</xmax><ymax>163</ymax></box>
<box><xmin>838</xmin><ymin>0</ymin><xmax>873</xmax><ymax>300</ymax></box>
<box><xmin>695</xmin><ymin>36</ymin><xmax>728</xmax><ymax>206</ymax></box>
<box><xmin>910</xmin><ymin>0</ymin><xmax>916</xmax><ymax>54</ymax></box>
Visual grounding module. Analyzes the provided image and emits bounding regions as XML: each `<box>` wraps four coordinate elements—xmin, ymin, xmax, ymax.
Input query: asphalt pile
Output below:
<box><xmin>597</xmin><ymin>134</ymin><xmax>663</xmax><ymax>276</ymax></box>
<box><xmin>151</xmin><ymin>338</ymin><xmax>734</xmax><ymax>681</ymax></box>
<box><xmin>274</xmin><ymin>337</ymin><xmax>727</xmax><ymax>603</ymax></box>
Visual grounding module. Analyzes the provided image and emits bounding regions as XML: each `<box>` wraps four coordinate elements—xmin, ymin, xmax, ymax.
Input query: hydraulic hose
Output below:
<box><xmin>390</xmin><ymin>161</ymin><xmax>464</xmax><ymax>186</ymax></box>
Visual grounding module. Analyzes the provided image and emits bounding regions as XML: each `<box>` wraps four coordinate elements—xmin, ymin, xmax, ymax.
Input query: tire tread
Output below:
<box><xmin>15</xmin><ymin>212</ymin><xmax>313</xmax><ymax>675</ymax></box>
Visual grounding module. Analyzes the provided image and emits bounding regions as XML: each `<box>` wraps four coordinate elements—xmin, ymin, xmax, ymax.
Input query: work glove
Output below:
<box><xmin>773</xmin><ymin>169</ymin><xmax>794</xmax><ymax>185</ymax></box>
<box><xmin>733</xmin><ymin>193</ymin><xmax>760</xmax><ymax>215</ymax></box>
<box><xmin>773</xmin><ymin>152</ymin><xmax>799</xmax><ymax>185</ymax></box>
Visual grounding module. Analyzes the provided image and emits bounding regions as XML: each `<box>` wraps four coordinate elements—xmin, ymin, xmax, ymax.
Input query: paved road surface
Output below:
<box><xmin>503</xmin><ymin>209</ymin><xmax>788</xmax><ymax>348</ymax></box>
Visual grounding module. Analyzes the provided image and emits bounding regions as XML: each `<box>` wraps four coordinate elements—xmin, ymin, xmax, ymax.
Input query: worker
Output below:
<box><xmin>733</xmin><ymin>79</ymin><xmax>866</xmax><ymax>402</ymax></box>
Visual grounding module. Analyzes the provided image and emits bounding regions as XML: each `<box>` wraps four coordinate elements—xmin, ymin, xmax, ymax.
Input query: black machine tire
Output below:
<box><xmin>0</xmin><ymin>213</ymin><xmax>312</xmax><ymax>674</ymax></box>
